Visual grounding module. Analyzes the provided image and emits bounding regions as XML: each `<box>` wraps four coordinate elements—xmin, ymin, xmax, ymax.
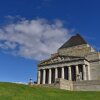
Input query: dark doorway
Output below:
<box><xmin>45</xmin><ymin>69</ymin><xmax>49</xmax><ymax>84</ymax></box>
<box><xmin>58</xmin><ymin>68</ymin><xmax>62</xmax><ymax>78</ymax></box>
<box><xmin>71</xmin><ymin>66</ymin><xmax>76</xmax><ymax>81</ymax></box>
<box><xmin>79</xmin><ymin>65</ymin><xmax>83</xmax><ymax>80</ymax></box>
<box><xmin>51</xmin><ymin>69</ymin><xmax>55</xmax><ymax>83</ymax></box>
<box><xmin>64</xmin><ymin>67</ymin><xmax>68</xmax><ymax>80</ymax></box>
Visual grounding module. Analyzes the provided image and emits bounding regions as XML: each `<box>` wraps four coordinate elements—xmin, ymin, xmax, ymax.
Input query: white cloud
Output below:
<box><xmin>0</xmin><ymin>17</ymin><xmax>72</xmax><ymax>60</ymax></box>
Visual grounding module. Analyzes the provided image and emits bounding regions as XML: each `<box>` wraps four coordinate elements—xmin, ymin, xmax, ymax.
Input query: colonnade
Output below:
<box><xmin>37</xmin><ymin>64</ymin><xmax>90</xmax><ymax>84</ymax></box>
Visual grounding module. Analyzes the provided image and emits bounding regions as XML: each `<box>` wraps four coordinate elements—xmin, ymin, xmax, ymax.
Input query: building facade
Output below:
<box><xmin>37</xmin><ymin>34</ymin><xmax>100</xmax><ymax>91</ymax></box>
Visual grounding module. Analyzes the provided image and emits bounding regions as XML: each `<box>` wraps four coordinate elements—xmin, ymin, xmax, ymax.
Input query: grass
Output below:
<box><xmin>0</xmin><ymin>82</ymin><xmax>100</xmax><ymax>100</ymax></box>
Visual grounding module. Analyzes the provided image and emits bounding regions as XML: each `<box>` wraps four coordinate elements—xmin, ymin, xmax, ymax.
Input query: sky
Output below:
<box><xmin>0</xmin><ymin>0</ymin><xmax>100</xmax><ymax>83</ymax></box>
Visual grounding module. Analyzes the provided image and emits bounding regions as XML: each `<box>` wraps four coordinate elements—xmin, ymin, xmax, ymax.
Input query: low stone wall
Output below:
<box><xmin>35</xmin><ymin>79</ymin><xmax>100</xmax><ymax>91</ymax></box>
<box><xmin>55</xmin><ymin>79</ymin><xmax>73</xmax><ymax>90</ymax></box>
<box><xmin>54</xmin><ymin>79</ymin><xmax>100</xmax><ymax>91</ymax></box>
<box><xmin>35</xmin><ymin>83</ymin><xmax>60</xmax><ymax>89</ymax></box>
<box><xmin>73</xmin><ymin>80</ymin><xmax>100</xmax><ymax>91</ymax></box>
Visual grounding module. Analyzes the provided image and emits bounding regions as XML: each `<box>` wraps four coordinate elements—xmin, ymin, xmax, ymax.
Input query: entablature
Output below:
<box><xmin>38</xmin><ymin>55</ymin><xmax>88</xmax><ymax>67</ymax></box>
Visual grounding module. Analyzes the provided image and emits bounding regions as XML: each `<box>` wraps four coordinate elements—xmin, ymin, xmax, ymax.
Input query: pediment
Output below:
<box><xmin>39</xmin><ymin>55</ymin><xmax>83</xmax><ymax>66</ymax></box>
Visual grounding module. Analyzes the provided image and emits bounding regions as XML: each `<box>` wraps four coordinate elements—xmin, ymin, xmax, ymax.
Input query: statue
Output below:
<box><xmin>28</xmin><ymin>78</ymin><xmax>33</xmax><ymax>86</ymax></box>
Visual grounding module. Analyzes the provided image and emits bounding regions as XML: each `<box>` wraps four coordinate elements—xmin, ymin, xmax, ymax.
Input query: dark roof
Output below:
<box><xmin>59</xmin><ymin>34</ymin><xmax>87</xmax><ymax>49</ymax></box>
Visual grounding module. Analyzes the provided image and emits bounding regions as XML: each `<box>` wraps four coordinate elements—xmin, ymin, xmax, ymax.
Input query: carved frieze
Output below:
<box><xmin>39</xmin><ymin>56</ymin><xmax>83</xmax><ymax>66</ymax></box>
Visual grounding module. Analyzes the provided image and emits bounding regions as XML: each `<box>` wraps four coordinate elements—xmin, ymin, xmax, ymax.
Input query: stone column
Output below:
<box><xmin>68</xmin><ymin>66</ymin><xmax>72</xmax><ymax>80</ymax></box>
<box><xmin>55</xmin><ymin>67</ymin><xmax>58</xmax><ymax>80</ymax></box>
<box><xmin>48</xmin><ymin>69</ymin><xmax>51</xmax><ymax>84</ymax></box>
<box><xmin>87</xmin><ymin>64</ymin><xmax>91</xmax><ymax>80</ymax></box>
<box><xmin>76</xmin><ymin>65</ymin><xmax>79</xmax><ymax>80</ymax></box>
<box><xmin>83</xmin><ymin>65</ymin><xmax>87</xmax><ymax>80</ymax></box>
<box><xmin>43</xmin><ymin>69</ymin><xmax>46</xmax><ymax>84</ymax></box>
<box><xmin>61</xmin><ymin>67</ymin><xmax>64</xmax><ymax>79</ymax></box>
<box><xmin>37</xmin><ymin>70</ymin><xmax>40</xmax><ymax>84</ymax></box>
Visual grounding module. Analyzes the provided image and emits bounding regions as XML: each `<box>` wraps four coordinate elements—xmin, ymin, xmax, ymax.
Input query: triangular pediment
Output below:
<box><xmin>39</xmin><ymin>55</ymin><xmax>84</xmax><ymax>66</ymax></box>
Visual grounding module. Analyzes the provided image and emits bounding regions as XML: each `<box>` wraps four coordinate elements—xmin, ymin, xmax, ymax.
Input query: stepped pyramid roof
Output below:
<box><xmin>59</xmin><ymin>34</ymin><xmax>87</xmax><ymax>49</ymax></box>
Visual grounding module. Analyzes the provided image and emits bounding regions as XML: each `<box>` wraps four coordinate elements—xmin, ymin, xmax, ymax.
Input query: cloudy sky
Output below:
<box><xmin>0</xmin><ymin>0</ymin><xmax>100</xmax><ymax>83</ymax></box>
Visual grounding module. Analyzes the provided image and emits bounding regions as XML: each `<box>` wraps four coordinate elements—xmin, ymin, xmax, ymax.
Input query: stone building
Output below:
<box><xmin>37</xmin><ymin>34</ymin><xmax>100</xmax><ymax>91</ymax></box>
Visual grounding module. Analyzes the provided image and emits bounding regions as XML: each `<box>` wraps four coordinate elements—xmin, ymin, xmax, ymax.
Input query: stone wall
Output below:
<box><xmin>85</xmin><ymin>52</ymin><xmax>100</xmax><ymax>80</ymax></box>
<box><xmin>58</xmin><ymin>44</ymin><xmax>95</xmax><ymax>57</ymax></box>
<box><xmin>36</xmin><ymin>79</ymin><xmax>100</xmax><ymax>91</ymax></box>
<box><xmin>54</xmin><ymin>79</ymin><xmax>100</xmax><ymax>91</ymax></box>
<box><xmin>85</xmin><ymin>52</ymin><xmax>100</xmax><ymax>61</ymax></box>
<box><xmin>90</xmin><ymin>61</ymin><xmax>100</xmax><ymax>80</ymax></box>
<box><xmin>73</xmin><ymin>80</ymin><xmax>100</xmax><ymax>91</ymax></box>
<box><xmin>59</xmin><ymin>79</ymin><xmax>73</xmax><ymax>90</ymax></box>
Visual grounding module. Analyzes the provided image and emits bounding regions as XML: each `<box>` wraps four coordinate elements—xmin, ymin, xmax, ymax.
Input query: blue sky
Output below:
<box><xmin>0</xmin><ymin>0</ymin><xmax>100</xmax><ymax>83</ymax></box>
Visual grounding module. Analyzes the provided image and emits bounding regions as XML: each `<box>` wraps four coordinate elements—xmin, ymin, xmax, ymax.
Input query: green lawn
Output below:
<box><xmin>0</xmin><ymin>82</ymin><xmax>100</xmax><ymax>100</ymax></box>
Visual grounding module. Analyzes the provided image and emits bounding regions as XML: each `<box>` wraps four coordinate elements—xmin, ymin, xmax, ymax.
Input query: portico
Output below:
<box><xmin>37</xmin><ymin>58</ymin><xmax>90</xmax><ymax>84</ymax></box>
